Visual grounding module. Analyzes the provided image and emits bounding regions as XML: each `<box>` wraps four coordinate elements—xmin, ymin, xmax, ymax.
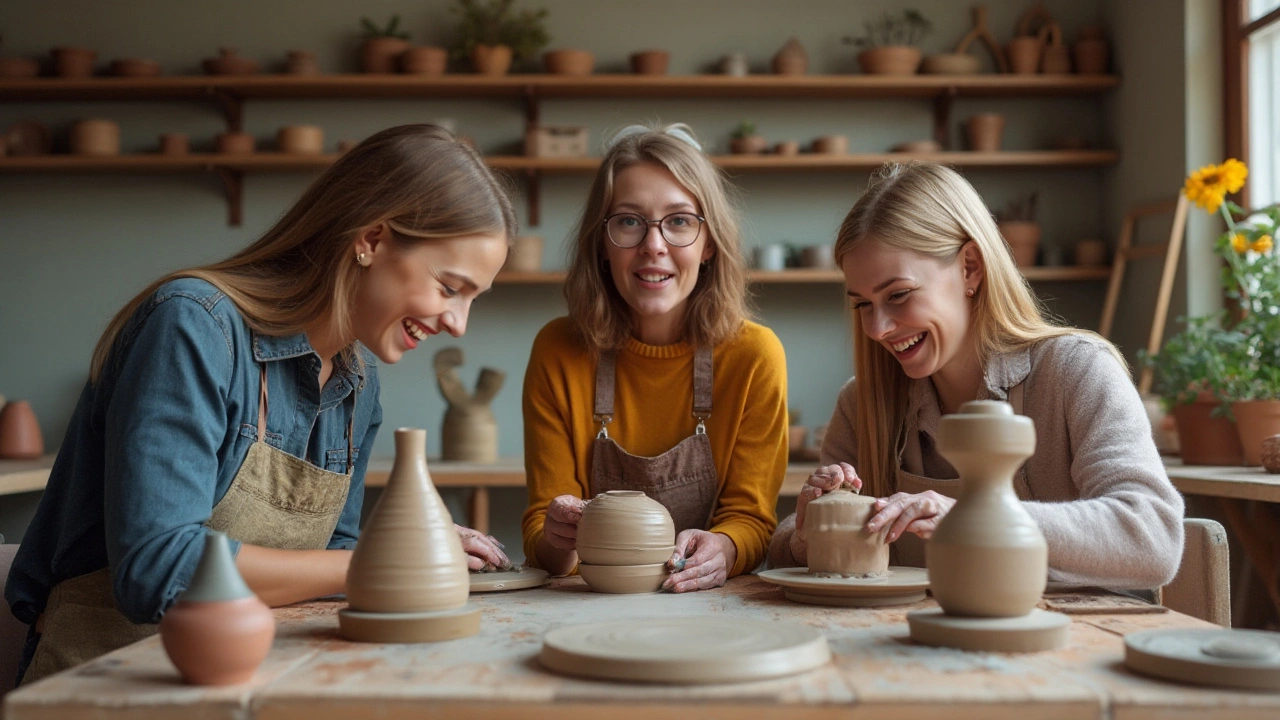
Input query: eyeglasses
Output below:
<box><xmin>603</xmin><ymin>212</ymin><xmax>706</xmax><ymax>248</ymax></box>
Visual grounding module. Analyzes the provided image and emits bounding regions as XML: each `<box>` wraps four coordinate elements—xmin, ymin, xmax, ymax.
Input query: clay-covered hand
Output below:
<box><xmin>790</xmin><ymin>462</ymin><xmax>861</xmax><ymax>563</ymax></box>
<box><xmin>867</xmin><ymin>490</ymin><xmax>956</xmax><ymax>542</ymax></box>
<box><xmin>455</xmin><ymin>524</ymin><xmax>511</xmax><ymax>571</ymax></box>
<box><xmin>542</xmin><ymin>494</ymin><xmax>586</xmax><ymax>551</ymax></box>
<box><xmin>663</xmin><ymin>530</ymin><xmax>737</xmax><ymax>593</ymax></box>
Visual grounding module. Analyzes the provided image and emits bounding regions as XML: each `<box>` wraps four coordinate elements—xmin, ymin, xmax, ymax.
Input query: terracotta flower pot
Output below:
<box><xmin>109</xmin><ymin>58</ymin><xmax>161</xmax><ymax>77</ymax></box>
<box><xmin>1231</xmin><ymin>400</ymin><xmax>1280</xmax><ymax>467</ymax></box>
<box><xmin>543</xmin><ymin>49</ymin><xmax>594</xmax><ymax>76</ymax></box>
<box><xmin>360</xmin><ymin>37</ymin><xmax>410</xmax><ymax>73</ymax></box>
<box><xmin>1172</xmin><ymin>393</ymin><xmax>1244</xmax><ymax>466</ymax></box>
<box><xmin>159</xmin><ymin>133</ymin><xmax>189</xmax><ymax>156</ymax></box>
<box><xmin>216</xmin><ymin>132</ymin><xmax>256</xmax><ymax>154</ymax></box>
<box><xmin>0</xmin><ymin>57</ymin><xmax>41</xmax><ymax>79</ymax></box>
<box><xmin>0</xmin><ymin>400</ymin><xmax>44</xmax><ymax>460</ymax></box>
<box><xmin>70</xmin><ymin>119</ymin><xmax>121</xmax><ymax>156</ymax></box>
<box><xmin>471</xmin><ymin>44</ymin><xmax>513</xmax><ymax>76</ymax></box>
<box><xmin>997</xmin><ymin>220</ymin><xmax>1040</xmax><ymax>267</ymax></box>
<box><xmin>400</xmin><ymin>46</ymin><xmax>447</xmax><ymax>75</ymax></box>
<box><xmin>856</xmin><ymin>46</ymin><xmax>921</xmax><ymax>76</ymax></box>
<box><xmin>1005</xmin><ymin>37</ymin><xmax>1042</xmax><ymax>75</ymax></box>
<box><xmin>812</xmin><ymin>135</ymin><xmax>848</xmax><ymax>155</ymax></box>
<box><xmin>629</xmin><ymin>50</ymin><xmax>670</xmax><ymax>75</ymax></box>
<box><xmin>729</xmin><ymin>135</ymin><xmax>769</xmax><ymax>154</ymax></box>
<box><xmin>51</xmin><ymin>46</ymin><xmax>97</xmax><ymax>78</ymax></box>
<box><xmin>965</xmin><ymin>113</ymin><xmax>1005</xmax><ymax>152</ymax></box>
<box><xmin>202</xmin><ymin>48</ymin><xmax>259</xmax><ymax>76</ymax></box>
<box><xmin>277</xmin><ymin>125</ymin><xmax>323</xmax><ymax>154</ymax></box>
<box><xmin>1073</xmin><ymin>26</ymin><xmax>1109</xmax><ymax>75</ymax></box>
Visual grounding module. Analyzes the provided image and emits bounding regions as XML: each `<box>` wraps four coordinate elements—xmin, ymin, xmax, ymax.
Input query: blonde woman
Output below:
<box><xmin>768</xmin><ymin>162</ymin><xmax>1183</xmax><ymax>589</ymax></box>
<box><xmin>6</xmin><ymin>125</ymin><xmax>516</xmax><ymax>684</ymax></box>
<box><xmin>521</xmin><ymin>123</ymin><xmax>788</xmax><ymax>592</ymax></box>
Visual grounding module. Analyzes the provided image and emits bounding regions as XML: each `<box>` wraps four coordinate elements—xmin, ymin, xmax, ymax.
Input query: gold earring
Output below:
<box><xmin>357</xmin><ymin>252</ymin><xmax>368</xmax><ymax>267</ymax></box>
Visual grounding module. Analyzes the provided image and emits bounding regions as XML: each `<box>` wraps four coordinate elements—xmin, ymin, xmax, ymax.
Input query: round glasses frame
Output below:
<box><xmin>602</xmin><ymin>212</ymin><xmax>706</xmax><ymax>248</ymax></box>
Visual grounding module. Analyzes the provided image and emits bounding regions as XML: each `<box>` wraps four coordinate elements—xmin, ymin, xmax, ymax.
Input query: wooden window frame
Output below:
<box><xmin>1224</xmin><ymin>0</ymin><xmax>1280</xmax><ymax>207</ymax></box>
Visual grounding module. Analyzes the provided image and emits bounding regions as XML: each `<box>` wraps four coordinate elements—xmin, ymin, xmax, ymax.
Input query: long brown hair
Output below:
<box><xmin>563</xmin><ymin>123</ymin><xmax>750</xmax><ymax>352</ymax></box>
<box><xmin>833</xmin><ymin>162</ymin><xmax>1124</xmax><ymax>497</ymax></box>
<box><xmin>90</xmin><ymin>124</ymin><xmax>517</xmax><ymax>382</ymax></box>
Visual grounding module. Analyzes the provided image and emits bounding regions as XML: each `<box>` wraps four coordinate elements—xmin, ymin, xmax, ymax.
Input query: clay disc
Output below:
<box><xmin>907</xmin><ymin>608</ymin><xmax>1070</xmax><ymax>652</ymax></box>
<box><xmin>757</xmin><ymin>567</ymin><xmax>930</xmax><ymax>607</ymax></box>
<box><xmin>539</xmin><ymin>616</ymin><xmax>830</xmax><ymax>684</ymax></box>
<box><xmin>339</xmin><ymin>603</ymin><xmax>480</xmax><ymax>643</ymax></box>
<box><xmin>469</xmin><ymin>567</ymin><xmax>550</xmax><ymax>593</ymax></box>
<box><xmin>1124</xmin><ymin>628</ymin><xmax>1280</xmax><ymax>690</ymax></box>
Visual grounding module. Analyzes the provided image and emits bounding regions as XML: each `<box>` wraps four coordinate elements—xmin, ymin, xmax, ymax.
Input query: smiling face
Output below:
<box><xmin>842</xmin><ymin>239</ymin><xmax>982</xmax><ymax>383</ymax></box>
<box><xmin>349</xmin><ymin>225</ymin><xmax>508</xmax><ymax>364</ymax></box>
<box><xmin>604</xmin><ymin>161</ymin><xmax>715</xmax><ymax>345</ymax></box>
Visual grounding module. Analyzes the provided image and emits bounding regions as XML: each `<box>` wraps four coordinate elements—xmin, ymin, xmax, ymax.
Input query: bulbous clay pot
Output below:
<box><xmin>51</xmin><ymin>46</ymin><xmax>97</xmax><ymax>78</ymax></box>
<box><xmin>997</xmin><ymin>220</ymin><xmax>1040</xmax><ymax>267</ymax></box>
<box><xmin>159</xmin><ymin>133</ymin><xmax>189</xmax><ymax>156</ymax></box>
<box><xmin>577</xmin><ymin>562</ymin><xmax>668</xmax><ymax>594</ymax></box>
<box><xmin>772</xmin><ymin>37</ymin><xmax>808</xmax><ymax>75</ymax></box>
<box><xmin>0</xmin><ymin>400</ymin><xmax>44</xmax><ymax>459</ymax></box>
<box><xmin>69</xmin><ymin>119</ymin><xmax>121</xmax><ymax>156</ymax></box>
<box><xmin>544</xmin><ymin>49</ymin><xmax>594</xmax><ymax>75</ymax></box>
<box><xmin>285</xmin><ymin>50</ymin><xmax>319</xmax><ymax>75</ymax></box>
<box><xmin>856</xmin><ymin>46</ymin><xmax>921</xmax><ymax>75</ymax></box>
<box><xmin>472</xmin><ymin>43</ymin><xmax>513</xmax><ymax>76</ymax></box>
<box><xmin>401</xmin><ymin>46</ymin><xmax>447</xmax><ymax>75</ymax></box>
<box><xmin>629</xmin><ymin>50</ymin><xmax>670</xmax><ymax>75</ymax></box>
<box><xmin>360</xmin><ymin>37</ymin><xmax>410</xmax><ymax>73</ymax></box>
<box><xmin>1261</xmin><ymin>435</ymin><xmax>1280</xmax><ymax>474</ymax></box>
<box><xmin>202</xmin><ymin>48</ymin><xmax>259</xmax><ymax>76</ymax></box>
<box><xmin>805</xmin><ymin>489</ymin><xmax>888</xmax><ymax>577</ymax></box>
<box><xmin>160</xmin><ymin>532</ymin><xmax>274</xmax><ymax>685</ymax></box>
<box><xmin>577</xmin><ymin>490</ymin><xmax>676</xmax><ymax>566</ymax></box>
<box><xmin>276</xmin><ymin>125</ymin><xmax>324</xmax><ymax>154</ymax></box>
<box><xmin>965</xmin><ymin>113</ymin><xmax>1005</xmax><ymax>152</ymax></box>
<box><xmin>346</xmin><ymin>428</ymin><xmax>470</xmax><ymax>613</ymax></box>
<box><xmin>928</xmin><ymin>400</ymin><xmax>1045</xmax><ymax>618</ymax></box>
<box><xmin>0</xmin><ymin>57</ymin><xmax>40</xmax><ymax>79</ymax></box>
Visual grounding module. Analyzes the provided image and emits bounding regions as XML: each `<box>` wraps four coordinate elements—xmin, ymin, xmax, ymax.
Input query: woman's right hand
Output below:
<box><xmin>790</xmin><ymin>463</ymin><xmax>861</xmax><ymax>564</ymax></box>
<box><xmin>542</xmin><ymin>494</ymin><xmax>586</xmax><ymax>551</ymax></box>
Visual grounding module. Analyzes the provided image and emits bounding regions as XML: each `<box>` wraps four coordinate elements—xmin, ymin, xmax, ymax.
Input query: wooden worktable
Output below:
<box><xmin>6</xmin><ymin>575</ymin><xmax>1275</xmax><ymax>719</ymax></box>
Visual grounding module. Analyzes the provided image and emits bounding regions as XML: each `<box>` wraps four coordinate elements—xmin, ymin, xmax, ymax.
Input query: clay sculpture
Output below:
<box><xmin>435</xmin><ymin>347</ymin><xmax>504</xmax><ymax>463</ymax></box>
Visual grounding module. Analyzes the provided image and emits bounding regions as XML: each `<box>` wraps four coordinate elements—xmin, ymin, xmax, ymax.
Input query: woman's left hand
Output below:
<box><xmin>663</xmin><ymin>530</ymin><xmax>738</xmax><ymax>593</ymax></box>
<box><xmin>455</xmin><ymin>524</ymin><xmax>511</xmax><ymax>571</ymax></box>
<box><xmin>867</xmin><ymin>491</ymin><xmax>956</xmax><ymax>542</ymax></box>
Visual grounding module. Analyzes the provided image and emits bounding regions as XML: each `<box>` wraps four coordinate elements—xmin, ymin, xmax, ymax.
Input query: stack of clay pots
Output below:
<box><xmin>576</xmin><ymin>490</ymin><xmax>674</xmax><ymax>593</ymax></box>
<box><xmin>805</xmin><ymin>489</ymin><xmax>888</xmax><ymax>577</ymax></box>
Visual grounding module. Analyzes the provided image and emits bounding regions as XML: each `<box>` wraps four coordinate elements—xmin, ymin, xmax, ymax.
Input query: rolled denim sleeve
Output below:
<box><xmin>329</xmin><ymin>378</ymin><xmax>381</xmax><ymax>551</ymax></box>
<box><xmin>103</xmin><ymin>295</ymin><xmax>236</xmax><ymax>624</ymax></box>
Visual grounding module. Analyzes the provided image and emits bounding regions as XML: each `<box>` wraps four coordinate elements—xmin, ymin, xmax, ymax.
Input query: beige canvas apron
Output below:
<box><xmin>891</xmin><ymin>383</ymin><xmax>1027</xmax><ymax>568</ymax></box>
<box><xmin>23</xmin><ymin>365</ymin><xmax>355</xmax><ymax>685</ymax></box>
<box><xmin>588</xmin><ymin>347</ymin><xmax>718</xmax><ymax>535</ymax></box>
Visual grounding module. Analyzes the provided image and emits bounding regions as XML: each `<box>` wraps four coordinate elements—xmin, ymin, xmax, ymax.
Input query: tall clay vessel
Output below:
<box><xmin>159</xmin><ymin>531</ymin><xmax>275</xmax><ymax>685</ymax></box>
<box><xmin>927</xmin><ymin>400</ymin><xmax>1045</xmax><ymax>617</ymax></box>
<box><xmin>0</xmin><ymin>400</ymin><xmax>44</xmax><ymax>459</ymax></box>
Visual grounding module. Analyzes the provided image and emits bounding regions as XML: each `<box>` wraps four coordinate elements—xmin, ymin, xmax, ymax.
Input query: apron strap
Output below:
<box><xmin>593</xmin><ymin>350</ymin><xmax>617</xmax><ymax>438</ymax></box>
<box><xmin>257</xmin><ymin>364</ymin><xmax>269</xmax><ymax>442</ymax></box>
<box><xmin>258</xmin><ymin>361</ymin><xmax>359</xmax><ymax>474</ymax></box>
<box><xmin>692</xmin><ymin>346</ymin><xmax>713</xmax><ymax>432</ymax></box>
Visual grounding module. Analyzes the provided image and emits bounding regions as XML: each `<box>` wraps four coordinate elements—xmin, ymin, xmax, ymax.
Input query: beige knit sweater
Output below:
<box><xmin>768</xmin><ymin>333</ymin><xmax>1185</xmax><ymax>589</ymax></box>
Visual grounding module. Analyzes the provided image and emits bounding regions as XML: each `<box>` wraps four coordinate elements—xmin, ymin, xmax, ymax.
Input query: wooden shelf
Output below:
<box><xmin>0</xmin><ymin>455</ymin><xmax>54</xmax><ymax>496</ymax></box>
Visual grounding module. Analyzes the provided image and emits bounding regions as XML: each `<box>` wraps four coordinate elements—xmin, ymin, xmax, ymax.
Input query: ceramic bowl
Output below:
<box><xmin>577</xmin><ymin>562</ymin><xmax>668</xmax><ymax>594</ymax></box>
<box><xmin>576</xmin><ymin>490</ymin><xmax>675</xmax><ymax>558</ymax></box>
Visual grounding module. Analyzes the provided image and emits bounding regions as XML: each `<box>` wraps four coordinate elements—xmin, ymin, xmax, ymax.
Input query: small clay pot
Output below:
<box><xmin>576</xmin><ymin>490</ymin><xmax>676</xmax><ymax>565</ymax></box>
<box><xmin>577</xmin><ymin>562</ymin><xmax>668</xmax><ymax>594</ymax></box>
<box><xmin>159</xmin><ymin>133</ymin><xmax>189</xmax><ymax>156</ymax></box>
<box><xmin>965</xmin><ymin>113</ymin><xmax>1005</xmax><ymax>152</ymax></box>
<box><xmin>1073</xmin><ymin>26</ymin><xmax>1109</xmax><ymax>75</ymax></box>
<box><xmin>720</xmin><ymin>53</ymin><xmax>749</xmax><ymax>76</ymax></box>
<box><xmin>285</xmin><ymin>50</ymin><xmax>319</xmax><ymax>75</ymax></box>
<box><xmin>1074</xmin><ymin>238</ymin><xmax>1107</xmax><ymax>266</ymax></box>
<box><xmin>4</xmin><ymin>121</ymin><xmax>52</xmax><ymax>156</ymax></box>
<box><xmin>921</xmin><ymin>53</ymin><xmax>980</xmax><ymax>75</ymax></box>
<box><xmin>109</xmin><ymin>58</ymin><xmax>162</xmax><ymax>77</ymax></box>
<box><xmin>202</xmin><ymin>48</ymin><xmax>259</xmax><ymax>76</ymax></box>
<box><xmin>1006</xmin><ymin>37</ymin><xmax>1042</xmax><ymax>75</ymax></box>
<box><xmin>504</xmin><ymin>235</ymin><xmax>544</xmax><ymax>273</ymax></box>
<box><xmin>543</xmin><ymin>49</ymin><xmax>594</xmax><ymax>76</ymax></box>
<box><xmin>216</xmin><ymin>132</ymin><xmax>256</xmax><ymax>154</ymax></box>
<box><xmin>729</xmin><ymin>135</ymin><xmax>769</xmax><ymax>154</ymax></box>
<box><xmin>998</xmin><ymin>220</ymin><xmax>1041</xmax><ymax>267</ymax></box>
<box><xmin>360</xmin><ymin>37</ymin><xmax>411</xmax><ymax>73</ymax></box>
<box><xmin>52</xmin><ymin>46</ymin><xmax>97</xmax><ymax>78</ymax></box>
<box><xmin>1261</xmin><ymin>435</ymin><xmax>1280</xmax><ymax>474</ymax></box>
<box><xmin>277</xmin><ymin>125</ymin><xmax>324</xmax><ymax>154</ymax></box>
<box><xmin>772</xmin><ymin>37</ymin><xmax>808</xmax><ymax>75</ymax></box>
<box><xmin>0</xmin><ymin>57</ymin><xmax>41</xmax><ymax>79</ymax></box>
<box><xmin>471</xmin><ymin>44</ymin><xmax>513</xmax><ymax>76</ymax></box>
<box><xmin>812</xmin><ymin>135</ymin><xmax>848</xmax><ymax>155</ymax></box>
<box><xmin>400</xmin><ymin>46</ymin><xmax>447</xmax><ymax>75</ymax></box>
<box><xmin>856</xmin><ymin>46</ymin><xmax>921</xmax><ymax>76</ymax></box>
<box><xmin>69</xmin><ymin>119</ymin><xmax>121</xmax><ymax>156</ymax></box>
<box><xmin>890</xmin><ymin>139</ymin><xmax>941</xmax><ymax>153</ymax></box>
<box><xmin>774</xmin><ymin>140</ymin><xmax>800</xmax><ymax>156</ymax></box>
<box><xmin>0</xmin><ymin>400</ymin><xmax>44</xmax><ymax>460</ymax></box>
<box><xmin>629</xmin><ymin>50</ymin><xmax>670</xmax><ymax>75</ymax></box>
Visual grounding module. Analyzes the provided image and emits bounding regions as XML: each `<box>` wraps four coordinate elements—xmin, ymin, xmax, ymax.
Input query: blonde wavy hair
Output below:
<box><xmin>834</xmin><ymin>162</ymin><xmax>1124</xmax><ymax>498</ymax></box>
<box><xmin>563</xmin><ymin>122</ymin><xmax>750</xmax><ymax>352</ymax></box>
<box><xmin>90</xmin><ymin>124</ymin><xmax>517</xmax><ymax>382</ymax></box>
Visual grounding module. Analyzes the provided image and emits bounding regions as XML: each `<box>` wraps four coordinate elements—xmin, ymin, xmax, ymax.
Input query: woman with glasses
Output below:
<box><xmin>520</xmin><ymin>123</ymin><xmax>788</xmax><ymax>592</ymax></box>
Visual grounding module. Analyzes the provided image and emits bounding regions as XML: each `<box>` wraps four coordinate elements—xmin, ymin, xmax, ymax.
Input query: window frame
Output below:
<box><xmin>1223</xmin><ymin>0</ymin><xmax>1280</xmax><ymax>208</ymax></box>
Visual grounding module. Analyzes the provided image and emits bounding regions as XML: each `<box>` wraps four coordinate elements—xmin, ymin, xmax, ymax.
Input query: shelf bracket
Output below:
<box><xmin>214</xmin><ymin>168</ymin><xmax>245</xmax><ymax>227</ymax></box>
<box><xmin>933</xmin><ymin>88</ymin><xmax>958</xmax><ymax>150</ymax></box>
<box><xmin>525</xmin><ymin>168</ymin><xmax>541</xmax><ymax>227</ymax></box>
<box><xmin>209</xmin><ymin>89</ymin><xmax>244</xmax><ymax>133</ymax></box>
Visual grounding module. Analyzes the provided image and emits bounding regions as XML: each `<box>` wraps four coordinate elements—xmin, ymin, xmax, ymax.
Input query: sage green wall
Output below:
<box><xmin>2</xmin><ymin>0</ymin><xmax>1197</xmax><ymax>555</ymax></box>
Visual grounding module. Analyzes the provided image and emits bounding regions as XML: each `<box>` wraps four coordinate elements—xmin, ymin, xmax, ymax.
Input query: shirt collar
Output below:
<box><xmin>906</xmin><ymin>344</ymin><xmax>1032</xmax><ymax>434</ymax></box>
<box><xmin>250</xmin><ymin>331</ymin><xmax>368</xmax><ymax>383</ymax></box>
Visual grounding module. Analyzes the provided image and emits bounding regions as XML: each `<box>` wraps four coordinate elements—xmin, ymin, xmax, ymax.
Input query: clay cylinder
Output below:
<box><xmin>277</xmin><ymin>125</ymin><xmax>323</xmax><ymax>154</ymax></box>
<box><xmin>69</xmin><ymin>119</ymin><xmax>121</xmax><ymax>156</ymax></box>
<box><xmin>1005</xmin><ymin>37</ymin><xmax>1042</xmax><ymax>75</ymax></box>
<box><xmin>51</xmin><ymin>46</ymin><xmax>96</xmax><ymax>78</ymax></box>
<box><xmin>629</xmin><ymin>50</ymin><xmax>670</xmax><ymax>75</ymax></box>
<box><xmin>159</xmin><ymin>133</ymin><xmax>189</xmax><ymax>156</ymax></box>
<box><xmin>361</xmin><ymin>37</ymin><xmax>411</xmax><ymax>73</ymax></box>
<box><xmin>929</xmin><ymin>401</ymin><xmax>1045</xmax><ymax>618</ymax></box>
<box><xmin>216</xmin><ymin>132</ymin><xmax>255</xmax><ymax>154</ymax></box>
<box><xmin>441</xmin><ymin>405</ymin><xmax>498</xmax><ymax>463</ymax></box>
<box><xmin>505</xmin><ymin>235</ymin><xmax>543</xmax><ymax>273</ymax></box>
<box><xmin>0</xmin><ymin>400</ymin><xmax>44</xmax><ymax>459</ymax></box>
<box><xmin>805</xmin><ymin>490</ymin><xmax>889</xmax><ymax>576</ymax></box>
<box><xmin>965</xmin><ymin>113</ymin><xmax>1005</xmax><ymax>152</ymax></box>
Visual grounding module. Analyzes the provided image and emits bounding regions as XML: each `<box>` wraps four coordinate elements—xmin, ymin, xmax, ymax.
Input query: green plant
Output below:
<box><xmin>361</xmin><ymin>15</ymin><xmax>411</xmax><ymax>40</ymax></box>
<box><xmin>843</xmin><ymin>9</ymin><xmax>932</xmax><ymax>49</ymax></box>
<box><xmin>449</xmin><ymin>0</ymin><xmax>550</xmax><ymax>66</ymax></box>
<box><xmin>732</xmin><ymin>120</ymin><xmax>758</xmax><ymax>139</ymax></box>
<box><xmin>1141</xmin><ymin>315</ymin><xmax>1237</xmax><ymax>413</ymax></box>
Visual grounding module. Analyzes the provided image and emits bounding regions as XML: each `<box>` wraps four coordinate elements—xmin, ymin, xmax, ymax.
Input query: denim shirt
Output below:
<box><xmin>5</xmin><ymin>278</ymin><xmax>382</xmax><ymax>625</ymax></box>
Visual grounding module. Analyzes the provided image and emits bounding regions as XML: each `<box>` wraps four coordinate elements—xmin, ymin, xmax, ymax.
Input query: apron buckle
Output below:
<box><xmin>694</xmin><ymin>415</ymin><xmax>708</xmax><ymax>435</ymax></box>
<box><xmin>594</xmin><ymin>414</ymin><xmax>612</xmax><ymax>439</ymax></box>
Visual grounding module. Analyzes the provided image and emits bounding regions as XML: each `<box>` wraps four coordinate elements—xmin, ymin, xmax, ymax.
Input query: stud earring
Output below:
<box><xmin>966</xmin><ymin>287</ymin><xmax>976</xmax><ymax>297</ymax></box>
<box><xmin>357</xmin><ymin>252</ymin><xmax>369</xmax><ymax>267</ymax></box>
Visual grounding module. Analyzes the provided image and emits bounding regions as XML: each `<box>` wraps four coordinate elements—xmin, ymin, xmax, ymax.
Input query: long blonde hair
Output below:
<box><xmin>90</xmin><ymin>124</ymin><xmax>517</xmax><ymax>382</ymax></box>
<box><xmin>834</xmin><ymin>162</ymin><xmax>1124</xmax><ymax>497</ymax></box>
<box><xmin>563</xmin><ymin>123</ymin><xmax>750</xmax><ymax>351</ymax></box>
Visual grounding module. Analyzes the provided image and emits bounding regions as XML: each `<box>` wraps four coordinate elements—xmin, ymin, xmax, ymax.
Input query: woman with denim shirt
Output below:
<box><xmin>5</xmin><ymin>124</ymin><xmax>517</xmax><ymax>684</ymax></box>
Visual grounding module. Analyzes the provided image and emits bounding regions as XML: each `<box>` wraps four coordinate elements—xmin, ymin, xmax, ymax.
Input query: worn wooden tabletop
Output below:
<box><xmin>6</xmin><ymin>575</ymin><xmax>1278</xmax><ymax>720</ymax></box>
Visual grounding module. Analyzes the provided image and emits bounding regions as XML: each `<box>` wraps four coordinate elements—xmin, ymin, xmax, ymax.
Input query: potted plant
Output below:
<box><xmin>844</xmin><ymin>9</ymin><xmax>931</xmax><ymax>76</ymax></box>
<box><xmin>360</xmin><ymin>15</ymin><xmax>412</xmax><ymax>74</ymax></box>
<box><xmin>729</xmin><ymin>120</ymin><xmax>768</xmax><ymax>155</ymax></box>
<box><xmin>995</xmin><ymin>192</ymin><xmax>1039</xmax><ymax>267</ymax></box>
<box><xmin>448</xmin><ymin>0</ymin><xmax>550</xmax><ymax>76</ymax></box>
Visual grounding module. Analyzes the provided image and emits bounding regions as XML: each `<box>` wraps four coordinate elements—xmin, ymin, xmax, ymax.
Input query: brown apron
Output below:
<box><xmin>23</xmin><ymin>364</ymin><xmax>356</xmax><ymax>685</ymax></box>
<box><xmin>891</xmin><ymin>383</ymin><xmax>1026</xmax><ymax>568</ymax></box>
<box><xmin>588</xmin><ymin>347</ymin><xmax>718</xmax><ymax>535</ymax></box>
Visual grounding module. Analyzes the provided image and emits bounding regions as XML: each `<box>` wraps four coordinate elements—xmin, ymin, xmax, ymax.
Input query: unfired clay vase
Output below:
<box><xmin>401</xmin><ymin>46</ymin><xmax>447</xmax><ymax>75</ymax></box>
<box><xmin>436</xmin><ymin>348</ymin><xmax>504</xmax><ymax>463</ymax></box>
<box><xmin>0</xmin><ymin>400</ymin><xmax>43</xmax><ymax>459</ymax></box>
<box><xmin>1262</xmin><ymin>435</ymin><xmax>1280</xmax><ymax>474</ymax></box>
<box><xmin>277</xmin><ymin>125</ymin><xmax>324</xmax><ymax>154</ymax></box>
<box><xmin>544</xmin><ymin>49</ymin><xmax>594</xmax><ymax>75</ymax></box>
<box><xmin>630</xmin><ymin>50</ymin><xmax>670</xmax><ymax>75</ymax></box>
<box><xmin>965</xmin><ymin>113</ymin><xmax>1005</xmax><ymax>152</ymax></box>
<box><xmin>576</xmin><ymin>562</ymin><xmax>668</xmax><ymax>594</ymax></box>
<box><xmin>576</xmin><ymin>491</ymin><xmax>677</xmax><ymax>566</ymax></box>
<box><xmin>805</xmin><ymin>489</ymin><xmax>888</xmax><ymax>577</ymax></box>
<box><xmin>928</xmin><ymin>400</ymin><xmax>1045</xmax><ymax>617</ymax></box>
<box><xmin>159</xmin><ymin>531</ymin><xmax>274</xmax><ymax>685</ymax></box>
<box><xmin>70</xmin><ymin>119</ymin><xmax>121</xmax><ymax>156</ymax></box>
<box><xmin>361</xmin><ymin>37</ymin><xmax>411</xmax><ymax>73</ymax></box>
<box><xmin>772</xmin><ymin>37</ymin><xmax>808</xmax><ymax>75</ymax></box>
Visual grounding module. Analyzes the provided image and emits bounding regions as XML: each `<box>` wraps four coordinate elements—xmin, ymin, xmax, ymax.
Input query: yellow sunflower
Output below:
<box><xmin>1231</xmin><ymin>233</ymin><xmax>1249</xmax><ymax>253</ymax></box>
<box><xmin>1252</xmin><ymin>234</ymin><xmax>1273</xmax><ymax>253</ymax></box>
<box><xmin>1184</xmin><ymin>159</ymin><xmax>1249</xmax><ymax>212</ymax></box>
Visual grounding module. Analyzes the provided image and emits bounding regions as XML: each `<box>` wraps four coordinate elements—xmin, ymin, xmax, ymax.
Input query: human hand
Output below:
<box><xmin>663</xmin><ymin>530</ymin><xmax>737</xmax><ymax>593</ymax></box>
<box><xmin>866</xmin><ymin>491</ymin><xmax>956</xmax><ymax>542</ymax></box>
<box><xmin>455</xmin><ymin>524</ymin><xmax>511</xmax><ymax>572</ymax></box>
<box><xmin>542</xmin><ymin>495</ymin><xmax>586</xmax><ymax>551</ymax></box>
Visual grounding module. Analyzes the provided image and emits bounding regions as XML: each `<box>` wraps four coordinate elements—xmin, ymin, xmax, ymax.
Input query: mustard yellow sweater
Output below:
<box><xmin>521</xmin><ymin>317</ymin><xmax>789</xmax><ymax>576</ymax></box>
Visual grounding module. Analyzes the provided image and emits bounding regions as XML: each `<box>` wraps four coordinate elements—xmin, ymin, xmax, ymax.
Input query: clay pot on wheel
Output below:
<box><xmin>805</xmin><ymin>489</ymin><xmax>889</xmax><ymax>576</ymax></box>
<box><xmin>576</xmin><ymin>490</ymin><xmax>676</xmax><ymax>566</ymax></box>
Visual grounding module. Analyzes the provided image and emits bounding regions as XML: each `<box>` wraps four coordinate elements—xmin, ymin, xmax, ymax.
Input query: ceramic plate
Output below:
<box><xmin>539</xmin><ymin>616</ymin><xmax>830</xmax><ymax>684</ymax></box>
<box><xmin>757</xmin><ymin>566</ymin><xmax>930</xmax><ymax>607</ymax></box>
<box><xmin>1125</xmin><ymin>628</ymin><xmax>1280</xmax><ymax>690</ymax></box>
<box><xmin>469</xmin><ymin>567</ymin><xmax>550</xmax><ymax>593</ymax></box>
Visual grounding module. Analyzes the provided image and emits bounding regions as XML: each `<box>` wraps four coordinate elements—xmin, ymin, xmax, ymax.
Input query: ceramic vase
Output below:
<box><xmin>346</xmin><ymin>428</ymin><xmax>470</xmax><ymax>613</ymax></box>
<box><xmin>1231</xmin><ymin>400</ymin><xmax>1280</xmax><ymax>467</ymax></box>
<box><xmin>772</xmin><ymin>37</ymin><xmax>808</xmax><ymax>75</ymax></box>
<box><xmin>998</xmin><ymin>221</ymin><xmax>1040</xmax><ymax>267</ymax></box>
<box><xmin>577</xmin><ymin>490</ymin><xmax>676</xmax><ymax>565</ymax></box>
<box><xmin>805</xmin><ymin>489</ymin><xmax>888</xmax><ymax>576</ymax></box>
<box><xmin>159</xmin><ymin>531</ymin><xmax>274</xmax><ymax>685</ymax></box>
<box><xmin>965</xmin><ymin>113</ymin><xmax>1005</xmax><ymax>152</ymax></box>
<box><xmin>361</xmin><ymin>37</ymin><xmax>411</xmax><ymax>73</ymax></box>
<box><xmin>928</xmin><ymin>400</ymin><xmax>1045</xmax><ymax>618</ymax></box>
<box><xmin>0</xmin><ymin>400</ymin><xmax>43</xmax><ymax>459</ymax></box>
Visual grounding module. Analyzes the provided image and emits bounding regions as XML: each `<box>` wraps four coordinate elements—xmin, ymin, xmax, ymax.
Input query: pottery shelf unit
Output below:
<box><xmin>0</xmin><ymin>73</ymin><xmax>1120</xmax><ymax>226</ymax></box>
